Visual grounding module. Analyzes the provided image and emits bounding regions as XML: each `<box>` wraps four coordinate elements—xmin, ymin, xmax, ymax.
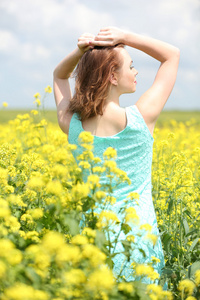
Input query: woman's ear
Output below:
<box><xmin>109</xmin><ymin>72</ymin><xmax>118</xmax><ymax>86</ymax></box>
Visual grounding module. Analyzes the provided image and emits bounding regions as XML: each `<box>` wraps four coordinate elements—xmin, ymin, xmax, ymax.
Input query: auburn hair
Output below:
<box><xmin>67</xmin><ymin>44</ymin><xmax>125</xmax><ymax>122</ymax></box>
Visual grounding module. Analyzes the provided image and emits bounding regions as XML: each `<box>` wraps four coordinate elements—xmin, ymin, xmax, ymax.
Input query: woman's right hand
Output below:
<box><xmin>93</xmin><ymin>27</ymin><xmax>126</xmax><ymax>46</ymax></box>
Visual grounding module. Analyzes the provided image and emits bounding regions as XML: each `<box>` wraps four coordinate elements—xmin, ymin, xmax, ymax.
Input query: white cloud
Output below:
<box><xmin>0</xmin><ymin>30</ymin><xmax>19</xmax><ymax>53</ymax></box>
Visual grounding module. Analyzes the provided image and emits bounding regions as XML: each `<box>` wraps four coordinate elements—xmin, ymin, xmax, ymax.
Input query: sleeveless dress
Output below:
<box><xmin>68</xmin><ymin>104</ymin><xmax>167</xmax><ymax>290</ymax></box>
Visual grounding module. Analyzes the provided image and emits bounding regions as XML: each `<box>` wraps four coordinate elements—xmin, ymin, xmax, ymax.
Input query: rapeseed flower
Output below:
<box><xmin>45</xmin><ymin>85</ymin><xmax>52</xmax><ymax>93</ymax></box>
<box><xmin>78</xmin><ymin>131</ymin><xmax>94</xmax><ymax>144</ymax></box>
<box><xmin>87</xmin><ymin>265</ymin><xmax>115</xmax><ymax>291</ymax></box>
<box><xmin>103</xmin><ymin>147</ymin><xmax>117</xmax><ymax>159</ymax></box>
<box><xmin>194</xmin><ymin>269</ymin><xmax>200</xmax><ymax>286</ymax></box>
<box><xmin>97</xmin><ymin>210</ymin><xmax>120</xmax><ymax>228</ymax></box>
<box><xmin>64</xmin><ymin>269</ymin><xmax>86</xmax><ymax>285</ymax></box>
<box><xmin>125</xmin><ymin>207</ymin><xmax>140</xmax><ymax>225</ymax></box>
<box><xmin>178</xmin><ymin>279</ymin><xmax>196</xmax><ymax>295</ymax></box>
<box><xmin>135</xmin><ymin>264</ymin><xmax>160</xmax><ymax>280</ymax></box>
<box><xmin>2</xmin><ymin>102</ymin><xmax>8</xmax><ymax>107</ymax></box>
<box><xmin>81</xmin><ymin>244</ymin><xmax>107</xmax><ymax>267</ymax></box>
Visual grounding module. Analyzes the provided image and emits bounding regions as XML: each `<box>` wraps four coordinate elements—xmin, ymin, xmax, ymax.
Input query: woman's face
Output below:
<box><xmin>115</xmin><ymin>48</ymin><xmax>138</xmax><ymax>95</ymax></box>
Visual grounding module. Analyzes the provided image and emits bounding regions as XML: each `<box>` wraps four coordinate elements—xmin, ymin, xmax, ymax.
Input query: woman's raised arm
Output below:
<box><xmin>94</xmin><ymin>27</ymin><xmax>180</xmax><ymax>134</ymax></box>
<box><xmin>53</xmin><ymin>33</ymin><xmax>94</xmax><ymax>134</ymax></box>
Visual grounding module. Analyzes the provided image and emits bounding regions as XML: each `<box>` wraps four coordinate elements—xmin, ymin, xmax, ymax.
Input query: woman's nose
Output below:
<box><xmin>134</xmin><ymin>68</ymin><xmax>138</xmax><ymax>75</ymax></box>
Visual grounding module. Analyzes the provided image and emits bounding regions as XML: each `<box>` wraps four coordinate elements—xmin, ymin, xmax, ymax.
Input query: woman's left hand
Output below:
<box><xmin>77</xmin><ymin>33</ymin><xmax>95</xmax><ymax>53</ymax></box>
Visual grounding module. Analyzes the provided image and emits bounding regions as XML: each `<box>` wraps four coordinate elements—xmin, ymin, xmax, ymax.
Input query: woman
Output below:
<box><xmin>53</xmin><ymin>27</ymin><xmax>180</xmax><ymax>289</ymax></box>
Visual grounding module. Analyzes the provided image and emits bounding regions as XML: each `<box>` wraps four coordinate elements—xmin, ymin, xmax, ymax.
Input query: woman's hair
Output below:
<box><xmin>67</xmin><ymin>43</ymin><xmax>125</xmax><ymax>122</ymax></box>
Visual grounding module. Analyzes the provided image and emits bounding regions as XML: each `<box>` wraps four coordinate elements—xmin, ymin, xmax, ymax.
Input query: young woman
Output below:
<box><xmin>53</xmin><ymin>27</ymin><xmax>180</xmax><ymax>289</ymax></box>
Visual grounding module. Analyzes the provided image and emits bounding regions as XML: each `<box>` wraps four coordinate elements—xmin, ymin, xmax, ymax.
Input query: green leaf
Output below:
<box><xmin>162</xmin><ymin>232</ymin><xmax>172</xmax><ymax>251</ymax></box>
<box><xmin>182</xmin><ymin>208</ymin><xmax>192</xmax><ymax>219</ymax></box>
<box><xmin>161</xmin><ymin>268</ymin><xmax>174</xmax><ymax>275</ymax></box>
<box><xmin>121</xmin><ymin>223</ymin><xmax>131</xmax><ymax>235</ymax></box>
<box><xmin>182</xmin><ymin>218</ymin><xmax>189</xmax><ymax>235</ymax></box>
<box><xmin>188</xmin><ymin>261</ymin><xmax>200</xmax><ymax>279</ymax></box>
<box><xmin>134</xmin><ymin>281</ymin><xmax>151</xmax><ymax>300</ymax></box>
<box><xmin>106</xmin><ymin>256</ymin><xmax>114</xmax><ymax>269</ymax></box>
<box><xmin>63</xmin><ymin>216</ymin><xmax>79</xmax><ymax>235</ymax></box>
<box><xmin>167</xmin><ymin>196</ymin><xmax>174</xmax><ymax>215</ymax></box>
<box><xmin>186</xmin><ymin>229</ymin><xmax>199</xmax><ymax>237</ymax></box>
<box><xmin>25</xmin><ymin>267</ymin><xmax>41</xmax><ymax>286</ymax></box>
<box><xmin>189</xmin><ymin>237</ymin><xmax>200</xmax><ymax>252</ymax></box>
<box><xmin>95</xmin><ymin>230</ymin><xmax>106</xmax><ymax>249</ymax></box>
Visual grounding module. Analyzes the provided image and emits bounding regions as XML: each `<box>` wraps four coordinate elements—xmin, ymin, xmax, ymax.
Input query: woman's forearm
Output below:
<box><xmin>53</xmin><ymin>47</ymin><xmax>84</xmax><ymax>79</ymax></box>
<box><xmin>122</xmin><ymin>32</ymin><xmax>180</xmax><ymax>62</ymax></box>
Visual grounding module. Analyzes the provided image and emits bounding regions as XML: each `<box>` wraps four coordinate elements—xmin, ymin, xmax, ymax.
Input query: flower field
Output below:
<box><xmin>0</xmin><ymin>89</ymin><xmax>200</xmax><ymax>300</ymax></box>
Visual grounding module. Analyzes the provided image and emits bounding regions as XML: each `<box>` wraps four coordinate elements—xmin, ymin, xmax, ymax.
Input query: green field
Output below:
<box><xmin>0</xmin><ymin>109</ymin><xmax>200</xmax><ymax>125</ymax></box>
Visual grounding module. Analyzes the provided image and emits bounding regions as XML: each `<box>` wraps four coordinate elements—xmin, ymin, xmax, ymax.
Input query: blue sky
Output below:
<box><xmin>0</xmin><ymin>0</ymin><xmax>200</xmax><ymax>111</ymax></box>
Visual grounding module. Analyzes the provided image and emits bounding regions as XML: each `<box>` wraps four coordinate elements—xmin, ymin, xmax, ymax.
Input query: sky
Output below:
<box><xmin>0</xmin><ymin>0</ymin><xmax>200</xmax><ymax>111</ymax></box>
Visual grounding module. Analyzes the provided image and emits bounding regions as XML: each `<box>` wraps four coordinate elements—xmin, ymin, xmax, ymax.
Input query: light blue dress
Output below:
<box><xmin>68</xmin><ymin>104</ymin><xmax>167</xmax><ymax>290</ymax></box>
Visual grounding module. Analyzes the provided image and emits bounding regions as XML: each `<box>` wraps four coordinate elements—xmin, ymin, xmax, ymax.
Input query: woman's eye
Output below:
<box><xmin>130</xmin><ymin>64</ymin><xmax>134</xmax><ymax>69</ymax></box>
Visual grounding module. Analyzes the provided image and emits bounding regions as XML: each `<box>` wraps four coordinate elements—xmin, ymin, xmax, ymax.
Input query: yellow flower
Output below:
<box><xmin>87</xmin><ymin>174</ymin><xmax>101</xmax><ymax>188</ymax></box>
<box><xmin>64</xmin><ymin>269</ymin><xmax>86</xmax><ymax>285</ymax></box>
<box><xmin>4</xmin><ymin>283</ymin><xmax>49</xmax><ymax>300</ymax></box>
<box><xmin>81</xmin><ymin>244</ymin><xmax>106</xmax><ymax>267</ymax></box>
<box><xmin>45</xmin><ymin>85</ymin><xmax>52</xmax><ymax>93</ymax></box>
<box><xmin>42</xmin><ymin>231</ymin><xmax>65</xmax><ymax>254</ymax></box>
<box><xmin>46</xmin><ymin>180</ymin><xmax>63</xmax><ymax>196</ymax></box>
<box><xmin>125</xmin><ymin>207</ymin><xmax>140</xmax><ymax>225</ymax></box>
<box><xmin>0</xmin><ymin>198</ymin><xmax>11</xmax><ymax>218</ymax></box>
<box><xmin>71</xmin><ymin>182</ymin><xmax>90</xmax><ymax>199</ymax></box>
<box><xmin>195</xmin><ymin>269</ymin><xmax>200</xmax><ymax>286</ymax></box>
<box><xmin>4</xmin><ymin>215</ymin><xmax>21</xmax><ymax>232</ymax></box>
<box><xmin>140</xmin><ymin>223</ymin><xmax>152</xmax><ymax>232</ymax></box>
<box><xmin>103</xmin><ymin>147</ymin><xmax>117</xmax><ymax>159</ymax></box>
<box><xmin>0</xmin><ymin>260</ymin><xmax>7</xmax><ymax>279</ymax></box>
<box><xmin>92</xmin><ymin>166</ymin><xmax>106</xmax><ymax>173</ymax></box>
<box><xmin>151</xmin><ymin>256</ymin><xmax>161</xmax><ymax>264</ymax></box>
<box><xmin>146</xmin><ymin>283</ymin><xmax>163</xmax><ymax>294</ymax></box>
<box><xmin>97</xmin><ymin>210</ymin><xmax>120</xmax><ymax>228</ymax></box>
<box><xmin>2</xmin><ymin>102</ymin><xmax>8</xmax><ymax>107</ymax></box>
<box><xmin>82</xmin><ymin>227</ymin><xmax>96</xmax><ymax>238</ymax></box>
<box><xmin>104</xmin><ymin>160</ymin><xmax>117</xmax><ymax>170</ymax></box>
<box><xmin>33</xmin><ymin>98</ymin><xmax>41</xmax><ymax>106</ymax></box>
<box><xmin>78</xmin><ymin>131</ymin><xmax>94</xmax><ymax>144</ymax></box>
<box><xmin>25</xmin><ymin>244</ymin><xmax>51</xmax><ymax>271</ymax></box>
<box><xmin>31</xmin><ymin>109</ymin><xmax>39</xmax><ymax>115</ymax></box>
<box><xmin>34</xmin><ymin>92</ymin><xmax>41</xmax><ymax>98</ymax></box>
<box><xmin>71</xmin><ymin>234</ymin><xmax>88</xmax><ymax>245</ymax></box>
<box><xmin>144</xmin><ymin>233</ymin><xmax>158</xmax><ymax>247</ymax></box>
<box><xmin>56</xmin><ymin>244</ymin><xmax>81</xmax><ymax>265</ymax></box>
<box><xmin>78</xmin><ymin>160</ymin><xmax>91</xmax><ymax>169</ymax></box>
<box><xmin>118</xmin><ymin>282</ymin><xmax>134</xmax><ymax>294</ymax></box>
<box><xmin>28</xmin><ymin>208</ymin><xmax>44</xmax><ymax>219</ymax></box>
<box><xmin>135</xmin><ymin>264</ymin><xmax>160</xmax><ymax>280</ymax></box>
<box><xmin>126</xmin><ymin>234</ymin><xmax>135</xmax><ymax>243</ymax></box>
<box><xmin>27</xmin><ymin>176</ymin><xmax>45</xmax><ymax>191</ymax></box>
<box><xmin>185</xmin><ymin>297</ymin><xmax>197</xmax><ymax>300</ymax></box>
<box><xmin>95</xmin><ymin>191</ymin><xmax>107</xmax><ymax>200</ymax></box>
<box><xmin>104</xmin><ymin>195</ymin><xmax>116</xmax><ymax>205</ymax></box>
<box><xmin>87</xmin><ymin>265</ymin><xmax>115</xmax><ymax>291</ymax></box>
<box><xmin>128</xmin><ymin>192</ymin><xmax>140</xmax><ymax>200</ymax></box>
<box><xmin>178</xmin><ymin>279</ymin><xmax>196</xmax><ymax>295</ymax></box>
<box><xmin>8</xmin><ymin>194</ymin><xmax>27</xmax><ymax>208</ymax></box>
